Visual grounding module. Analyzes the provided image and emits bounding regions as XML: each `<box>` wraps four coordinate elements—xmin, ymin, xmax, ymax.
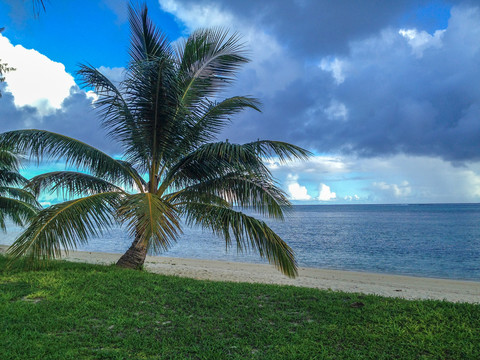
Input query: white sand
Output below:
<box><xmin>1</xmin><ymin>245</ymin><xmax>479</xmax><ymax>303</ymax></box>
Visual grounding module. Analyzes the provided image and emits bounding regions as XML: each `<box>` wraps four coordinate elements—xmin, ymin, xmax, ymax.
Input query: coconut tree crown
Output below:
<box><xmin>1</xmin><ymin>3</ymin><xmax>310</xmax><ymax>277</ymax></box>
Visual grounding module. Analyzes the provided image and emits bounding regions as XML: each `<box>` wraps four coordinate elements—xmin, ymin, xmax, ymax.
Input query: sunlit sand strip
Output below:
<box><xmin>1</xmin><ymin>245</ymin><xmax>479</xmax><ymax>303</ymax></box>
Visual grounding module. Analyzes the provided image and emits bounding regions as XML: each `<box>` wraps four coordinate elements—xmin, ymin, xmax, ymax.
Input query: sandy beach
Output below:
<box><xmin>1</xmin><ymin>245</ymin><xmax>479</xmax><ymax>303</ymax></box>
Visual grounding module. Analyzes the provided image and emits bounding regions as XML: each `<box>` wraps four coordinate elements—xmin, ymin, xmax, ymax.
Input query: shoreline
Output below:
<box><xmin>1</xmin><ymin>245</ymin><xmax>479</xmax><ymax>303</ymax></box>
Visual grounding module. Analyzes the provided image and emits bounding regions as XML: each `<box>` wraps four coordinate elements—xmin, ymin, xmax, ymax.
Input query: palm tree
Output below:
<box><xmin>0</xmin><ymin>145</ymin><xmax>40</xmax><ymax>231</ymax></box>
<box><xmin>1</xmin><ymin>3</ymin><xmax>310</xmax><ymax>277</ymax></box>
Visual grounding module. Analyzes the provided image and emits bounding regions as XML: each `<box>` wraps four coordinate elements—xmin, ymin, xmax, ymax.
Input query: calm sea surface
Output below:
<box><xmin>2</xmin><ymin>204</ymin><xmax>480</xmax><ymax>281</ymax></box>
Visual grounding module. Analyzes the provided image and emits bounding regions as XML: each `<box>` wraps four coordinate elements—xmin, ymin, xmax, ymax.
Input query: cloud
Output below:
<box><xmin>158</xmin><ymin>1</ymin><xmax>480</xmax><ymax>163</ymax></box>
<box><xmin>317</xmin><ymin>7</ymin><xmax>480</xmax><ymax>162</ymax></box>
<box><xmin>361</xmin><ymin>155</ymin><xmax>480</xmax><ymax>203</ymax></box>
<box><xmin>317</xmin><ymin>183</ymin><xmax>336</xmax><ymax>201</ymax></box>
<box><xmin>267</xmin><ymin>154</ymin><xmax>480</xmax><ymax>203</ymax></box>
<box><xmin>252</xmin><ymin>6</ymin><xmax>480</xmax><ymax>162</ymax></box>
<box><xmin>159</xmin><ymin>0</ymin><xmax>450</xmax><ymax>56</ymax></box>
<box><xmin>0</xmin><ymin>34</ymin><xmax>75</xmax><ymax>115</ymax></box>
<box><xmin>0</xmin><ymin>86</ymin><xmax>120</xmax><ymax>155</ymax></box>
<box><xmin>398</xmin><ymin>28</ymin><xmax>445</xmax><ymax>57</ymax></box>
<box><xmin>0</xmin><ymin>34</ymin><xmax>123</xmax><ymax>155</ymax></box>
<box><xmin>286</xmin><ymin>174</ymin><xmax>311</xmax><ymax>200</ymax></box>
<box><xmin>320</xmin><ymin>58</ymin><xmax>346</xmax><ymax>84</ymax></box>
<box><xmin>324</xmin><ymin>100</ymin><xmax>348</xmax><ymax>121</ymax></box>
<box><xmin>373</xmin><ymin>181</ymin><xmax>412</xmax><ymax>198</ymax></box>
<box><xmin>3</xmin><ymin>0</ymin><xmax>480</xmax><ymax>205</ymax></box>
<box><xmin>159</xmin><ymin>0</ymin><xmax>235</xmax><ymax>29</ymax></box>
<box><xmin>344</xmin><ymin>194</ymin><xmax>360</xmax><ymax>201</ymax></box>
<box><xmin>97</xmin><ymin>66</ymin><xmax>126</xmax><ymax>85</ymax></box>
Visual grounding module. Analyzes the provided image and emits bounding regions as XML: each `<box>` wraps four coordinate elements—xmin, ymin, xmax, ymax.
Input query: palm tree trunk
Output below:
<box><xmin>116</xmin><ymin>234</ymin><xmax>147</xmax><ymax>269</ymax></box>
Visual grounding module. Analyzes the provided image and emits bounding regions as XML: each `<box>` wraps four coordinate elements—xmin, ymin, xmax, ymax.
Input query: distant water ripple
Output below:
<box><xmin>2</xmin><ymin>204</ymin><xmax>480</xmax><ymax>281</ymax></box>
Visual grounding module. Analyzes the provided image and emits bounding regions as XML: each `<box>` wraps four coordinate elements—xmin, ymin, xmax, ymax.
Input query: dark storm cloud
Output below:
<box><xmin>0</xmin><ymin>86</ymin><xmax>121</xmax><ymax>155</ymax></box>
<box><xmin>167</xmin><ymin>0</ymin><xmax>456</xmax><ymax>56</ymax></box>
<box><xmin>194</xmin><ymin>3</ymin><xmax>480</xmax><ymax>162</ymax></box>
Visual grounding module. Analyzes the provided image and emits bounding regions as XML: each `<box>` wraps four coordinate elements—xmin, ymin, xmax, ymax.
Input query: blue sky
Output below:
<box><xmin>2</xmin><ymin>0</ymin><xmax>480</xmax><ymax>204</ymax></box>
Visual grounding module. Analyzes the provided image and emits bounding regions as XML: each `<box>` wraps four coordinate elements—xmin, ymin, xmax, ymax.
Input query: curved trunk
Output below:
<box><xmin>116</xmin><ymin>234</ymin><xmax>148</xmax><ymax>269</ymax></box>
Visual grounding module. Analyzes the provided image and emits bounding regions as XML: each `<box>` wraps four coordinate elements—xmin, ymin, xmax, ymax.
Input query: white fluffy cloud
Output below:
<box><xmin>159</xmin><ymin>0</ymin><xmax>234</xmax><ymax>29</ymax></box>
<box><xmin>286</xmin><ymin>174</ymin><xmax>311</xmax><ymax>200</ymax></box>
<box><xmin>265</xmin><ymin>155</ymin><xmax>348</xmax><ymax>175</ymax></box>
<box><xmin>266</xmin><ymin>154</ymin><xmax>480</xmax><ymax>203</ymax></box>
<box><xmin>0</xmin><ymin>34</ymin><xmax>75</xmax><ymax>114</ymax></box>
<box><xmin>317</xmin><ymin>183</ymin><xmax>336</xmax><ymax>201</ymax></box>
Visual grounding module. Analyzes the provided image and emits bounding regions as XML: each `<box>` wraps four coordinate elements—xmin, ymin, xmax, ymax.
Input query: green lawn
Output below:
<box><xmin>1</xmin><ymin>255</ymin><xmax>479</xmax><ymax>360</ymax></box>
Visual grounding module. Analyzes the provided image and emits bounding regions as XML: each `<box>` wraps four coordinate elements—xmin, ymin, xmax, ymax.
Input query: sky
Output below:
<box><xmin>1</xmin><ymin>0</ymin><xmax>480</xmax><ymax>204</ymax></box>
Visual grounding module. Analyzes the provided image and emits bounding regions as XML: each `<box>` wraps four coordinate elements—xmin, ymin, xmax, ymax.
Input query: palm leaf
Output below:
<box><xmin>77</xmin><ymin>64</ymin><xmax>153</xmax><ymax>174</ymax></box>
<box><xmin>173</xmin><ymin>173</ymin><xmax>289</xmax><ymax>219</ymax></box>
<box><xmin>177</xmin><ymin>96</ymin><xmax>261</xmax><ymax>153</ymax></box>
<box><xmin>0</xmin><ymin>130</ymin><xmax>140</xmax><ymax>189</ymax></box>
<box><xmin>26</xmin><ymin>171</ymin><xmax>124</xmax><ymax>199</ymax></box>
<box><xmin>7</xmin><ymin>192</ymin><xmax>122</xmax><ymax>262</ymax></box>
<box><xmin>0</xmin><ymin>196</ymin><xmax>39</xmax><ymax>231</ymax></box>
<box><xmin>244</xmin><ymin>140</ymin><xmax>312</xmax><ymax>162</ymax></box>
<box><xmin>0</xmin><ymin>170</ymin><xmax>28</xmax><ymax>187</ymax></box>
<box><xmin>183</xmin><ymin>203</ymin><xmax>298</xmax><ymax>277</ymax></box>
<box><xmin>167</xmin><ymin>188</ymin><xmax>231</xmax><ymax>208</ymax></box>
<box><xmin>166</xmin><ymin>141</ymin><xmax>272</xmax><ymax>190</ymax></box>
<box><xmin>128</xmin><ymin>2</ymin><xmax>173</xmax><ymax>62</ymax></box>
<box><xmin>0</xmin><ymin>146</ymin><xmax>21</xmax><ymax>172</ymax></box>
<box><xmin>177</xmin><ymin>28</ymin><xmax>249</xmax><ymax>106</ymax></box>
<box><xmin>0</xmin><ymin>187</ymin><xmax>41</xmax><ymax>208</ymax></box>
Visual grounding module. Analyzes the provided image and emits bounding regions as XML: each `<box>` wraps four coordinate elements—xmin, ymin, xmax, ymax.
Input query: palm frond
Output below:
<box><xmin>117</xmin><ymin>193</ymin><xmax>181</xmax><ymax>254</ymax></box>
<box><xmin>0</xmin><ymin>187</ymin><xmax>41</xmax><ymax>208</ymax></box>
<box><xmin>177</xmin><ymin>96</ymin><xmax>261</xmax><ymax>154</ymax></box>
<box><xmin>128</xmin><ymin>2</ymin><xmax>172</xmax><ymax>62</ymax></box>
<box><xmin>32</xmin><ymin>0</ymin><xmax>47</xmax><ymax>16</ymax></box>
<box><xmin>244</xmin><ymin>140</ymin><xmax>312</xmax><ymax>162</ymax></box>
<box><xmin>0</xmin><ymin>130</ymin><xmax>139</xmax><ymax>188</ymax></box>
<box><xmin>116</xmin><ymin>160</ymin><xmax>147</xmax><ymax>190</ymax></box>
<box><xmin>167</xmin><ymin>188</ymin><xmax>231</xmax><ymax>208</ymax></box>
<box><xmin>166</xmin><ymin>141</ymin><xmax>272</xmax><ymax>189</ymax></box>
<box><xmin>173</xmin><ymin>173</ymin><xmax>289</xmax><ymax>219</ymax></box>
<box><xmin>7</xmin><ymin>192</ymin><xmax>122</xmax><ymax>262</ymax></box>
<box><xmin>183</xmin><ymin>203</ymin><xmax>298</xmax><ymax>277</ymax></box>
<box><xmin>0</xmin><ymin>146</ymin><xmax>21</xmax><ymax>172</ymax></box>
<box><xmin>77</xmin><ymin>64</ymin><xmax>152</xmax><ymax>174</ymax></box>
<box><xmin>0</xmin><ymin>170</ymin><xmax>28</xmax><ymax>187</ymax></box>
<box><xmin>26</xmin><ymin>171</ymin><xmax>124</xmax><ymax>199</ymax></box>
<box><xmin>177</xmin><ymin>28</ymin><xmax>249</xmax><ymax>105</ymax></box>
<box><xmin>0</xmin><ymin>196</ymin><xmax>39</xmax><ymax>231</ymax></box>
<box><xmin>77</xmin><ymin>64</ymin><xmax>132</xmax><ymax>135</ymax></box>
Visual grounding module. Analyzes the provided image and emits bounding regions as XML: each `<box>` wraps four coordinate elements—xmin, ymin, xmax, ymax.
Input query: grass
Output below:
<box><xmin>1</xmin><ymin>255</ymin><xmax>479</xmax><ymax>360</ymax></box>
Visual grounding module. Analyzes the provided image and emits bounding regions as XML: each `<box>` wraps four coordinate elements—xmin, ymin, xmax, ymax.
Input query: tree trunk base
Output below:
<box><xmin>116</xmin><ymin>237</ymin><xmax>147</xmax><ymax>269</ymax></box>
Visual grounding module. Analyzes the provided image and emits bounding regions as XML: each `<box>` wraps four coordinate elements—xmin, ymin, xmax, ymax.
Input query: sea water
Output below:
<box><xmin>2</xmin><ymin>204</ymin><xmax>480</xmax><ymax>281</ymax></box>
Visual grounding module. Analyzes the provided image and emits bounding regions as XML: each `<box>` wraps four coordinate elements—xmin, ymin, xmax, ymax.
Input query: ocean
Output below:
<box><xmin>2</xmin><ymin>204</ymin><xmax>480</xmax><ymax>281</ymax></box>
